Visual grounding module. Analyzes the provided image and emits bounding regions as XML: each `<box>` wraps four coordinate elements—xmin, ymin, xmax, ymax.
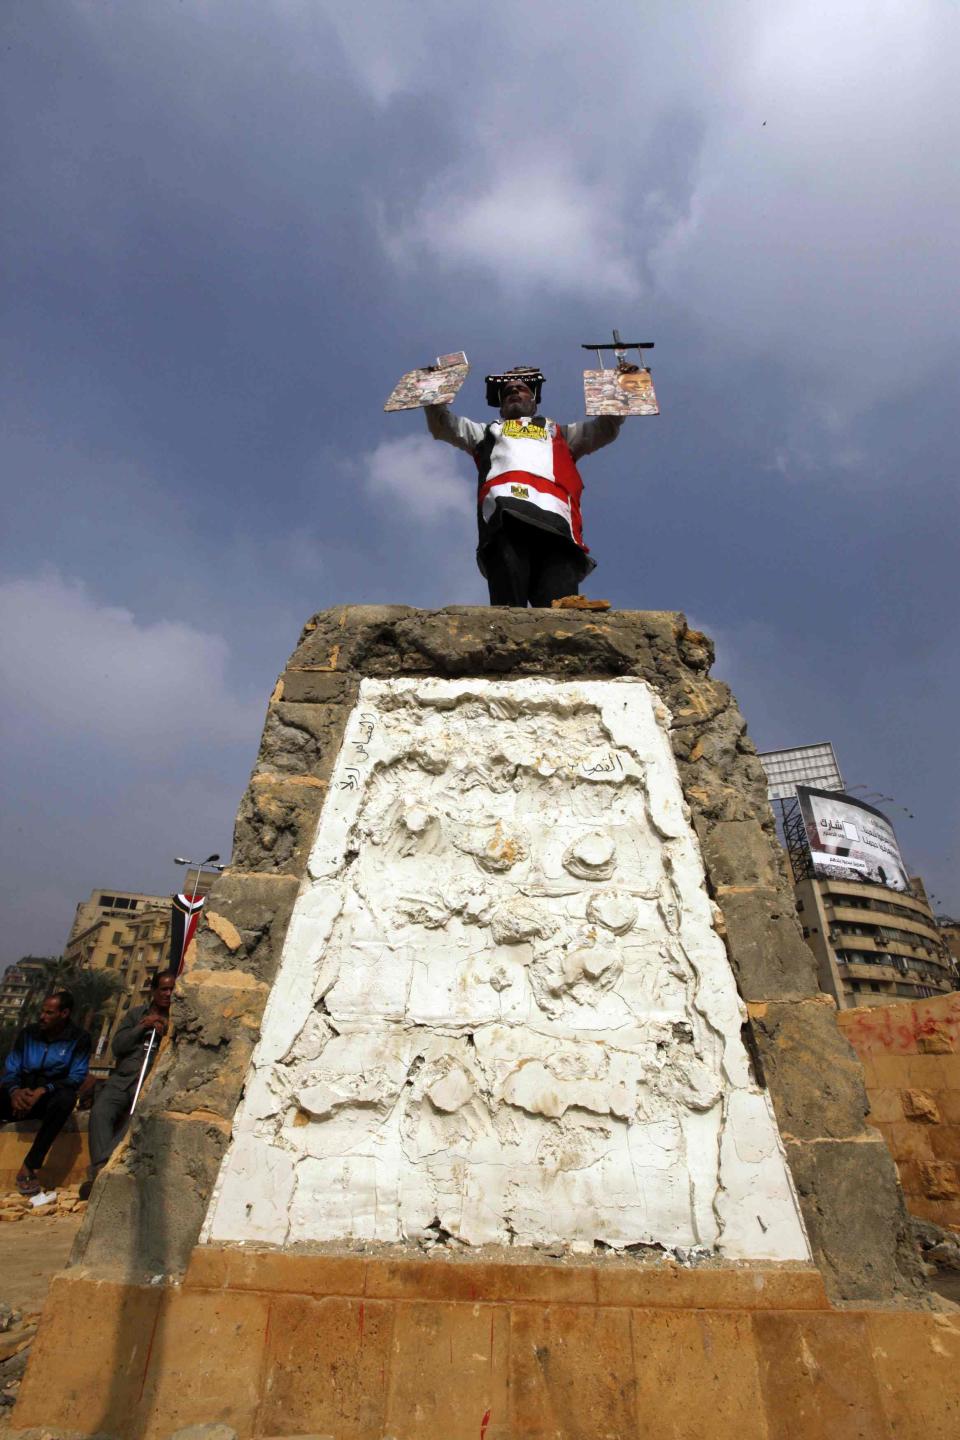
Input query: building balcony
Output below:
<box><xmin>829</xmin><ymin>932</ymin><xmax>951</xmax><ymax>968</ymax></box>
<box><xmin>820</xmin><ymin>878</ymin><xmax>935</xmax><ymax>918</ymax></box>
<box><xmin>827</xmin><ymin>905</ymin><xmax>941</xmax><ymax>945</ymax></box>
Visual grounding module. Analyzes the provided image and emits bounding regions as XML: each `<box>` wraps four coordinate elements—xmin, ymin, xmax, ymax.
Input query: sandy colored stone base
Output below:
<box><xmin>0</xmin><ymin>1122</ymin><xmax>89</xmax><ymax>1192</ymax></box>
<box><xmin>13</xmin><ymin>1250</ymin><xmax>960</xmax><ymax>1440</ymax></box>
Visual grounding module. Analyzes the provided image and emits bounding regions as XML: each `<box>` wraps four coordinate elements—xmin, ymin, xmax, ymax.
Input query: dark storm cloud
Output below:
<box><xmin>1</xmin><ymin>0</ymin><xmax>957</xmax><ymax>963</ymax></box>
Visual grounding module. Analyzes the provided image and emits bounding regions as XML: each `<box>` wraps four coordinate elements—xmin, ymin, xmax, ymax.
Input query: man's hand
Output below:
<box><xmin>10</xmin><ymin>1087</ymin><xmax>43</xmax><ymax>1116</ymax></box>
<box><xmin>140</xmin><ymin>1010</ymin><xmax>169</xmax><ymax>1038</ymax></box>
<box><xmin>10</xmin><ymin>1088</ymin><xmax>30</xmax><ymax>1116</ymax></box>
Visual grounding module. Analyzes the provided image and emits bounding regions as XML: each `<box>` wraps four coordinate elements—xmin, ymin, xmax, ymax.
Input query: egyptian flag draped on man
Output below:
<box><xmin>425</xmin><ymin>367</ymin><xmax>623</xmax><ymax>583</ymax></box>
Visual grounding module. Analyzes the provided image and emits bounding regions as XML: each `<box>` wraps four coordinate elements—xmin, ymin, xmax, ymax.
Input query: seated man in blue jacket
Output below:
<box><xmin>0</xmin><ymin>990</ymin><xmax>91</xmax><ymax>1195</ymax></box>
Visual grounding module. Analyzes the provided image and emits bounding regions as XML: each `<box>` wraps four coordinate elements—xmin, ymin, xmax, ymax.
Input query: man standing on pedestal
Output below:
<box><xmin>425</xmin><ymin>368</ymin><xmax>623</xmax><ymax>607</ymax></box>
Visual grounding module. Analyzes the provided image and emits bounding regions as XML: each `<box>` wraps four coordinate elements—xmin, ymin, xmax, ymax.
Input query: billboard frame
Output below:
<box><xmin>758</xmin><ymin>742</ymin><xmax>844</xmax><ymax>804</ymax></box>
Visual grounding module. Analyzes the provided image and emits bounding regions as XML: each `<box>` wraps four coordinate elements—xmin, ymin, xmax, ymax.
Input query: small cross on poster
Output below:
<box><xmin>581</xmin><ymin>330</ymin><xmax>659</xmax><ymax>416</ymax></box>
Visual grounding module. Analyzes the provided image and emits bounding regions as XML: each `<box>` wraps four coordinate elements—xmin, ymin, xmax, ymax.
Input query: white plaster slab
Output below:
<box><xmin>203</xmin><ymin>677</ymin><xmax>810</xmax><ymax>1261</ymax></box>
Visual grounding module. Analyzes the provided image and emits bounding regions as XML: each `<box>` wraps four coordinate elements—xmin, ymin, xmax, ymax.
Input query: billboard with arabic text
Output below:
<box><xmin>797</xmin><ymin>787</ymin><xmax>909</xmax><ymax>892</ymax></box>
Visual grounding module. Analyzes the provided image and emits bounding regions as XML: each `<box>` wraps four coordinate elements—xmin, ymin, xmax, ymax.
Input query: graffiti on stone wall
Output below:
<box><xmin>842</xmin><ymin>996</ymin><xmax>960</xmax><ymax>1056</ymax></box>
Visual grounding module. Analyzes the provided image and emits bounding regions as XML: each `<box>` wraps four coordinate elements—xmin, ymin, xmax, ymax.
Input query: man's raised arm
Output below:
<box><xmin>561</xmin><ymin>415</ymin><xmax>625</xmax><ymax>462</ymax></box>
<box><xmin>424</xmin><ymin>405</ymin><xmax>485</xmax><ymax>455</ymax></box>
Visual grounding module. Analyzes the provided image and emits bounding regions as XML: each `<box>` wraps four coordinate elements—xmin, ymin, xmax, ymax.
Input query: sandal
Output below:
<box><xmin>16</xmin><ymin>1168</ymin><xmax>41</xmax><ymax>1197</ymax></box>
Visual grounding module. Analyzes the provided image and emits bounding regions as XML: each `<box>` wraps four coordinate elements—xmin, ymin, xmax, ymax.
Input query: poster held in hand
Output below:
<box><xmin>581</xmin><ymin>329</ymin><xmax>659</xmax><ymax>416</ymax></box>
<box><xmin>384</xmin><ymin>352</ymin><xmax>470</xmax><ymax>412</ymax></box>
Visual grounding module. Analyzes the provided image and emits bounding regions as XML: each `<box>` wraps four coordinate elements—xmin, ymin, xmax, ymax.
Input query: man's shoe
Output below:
<box><xmin>550</xmin><ymin>595</ymin><xmax>611</xmax><ymax>610</ymax></box>
<box><xmin>78</xmin><ymin>1178</ymin><xmax>94</xmax><ymax>1201</ymax></box>
<box><xmin>15</xmin><ymin>1167</ymin><xmax>41</xmax><ymax>1197</ymax></box>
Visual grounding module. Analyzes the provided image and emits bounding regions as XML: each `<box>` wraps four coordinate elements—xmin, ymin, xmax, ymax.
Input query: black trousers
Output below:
<box><xmin>483</xmin><ymin>514</ymin><xmax>583</xmax><ymax>607</ymax></box>
<box><xmin>0</xmin><ymin>1085</ymin><xmax>77</xmax><ymax>1169</ymax></box>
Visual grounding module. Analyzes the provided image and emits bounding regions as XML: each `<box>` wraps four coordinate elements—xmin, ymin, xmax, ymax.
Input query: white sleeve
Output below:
<box><xmin>424</xmin><ymin>405</ymin><xmax>486</xmax><ymax>455</ymax></box>
<box><xmin>561</xmin><ymin>415</ymin><xmax>625</xmax><ymax>461</ymax></box>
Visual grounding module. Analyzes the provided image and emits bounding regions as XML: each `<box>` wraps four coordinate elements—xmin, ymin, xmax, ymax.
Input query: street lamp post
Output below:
<box><xmin>171</xmin><ymin>852</ymin><xmax>226</xmax><ymax>976</ymax></box>
<box><xmin>174</xmin><ymin>853</ymin><xmax>225</xmax><ymax>913</ymax></box>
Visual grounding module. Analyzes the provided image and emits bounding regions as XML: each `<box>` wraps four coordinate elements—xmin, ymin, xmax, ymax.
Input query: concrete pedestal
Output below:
<box><xmin>13</xmin><ymin>608</ymin><xmax>957</xmax><ymax>1438</ymax></box>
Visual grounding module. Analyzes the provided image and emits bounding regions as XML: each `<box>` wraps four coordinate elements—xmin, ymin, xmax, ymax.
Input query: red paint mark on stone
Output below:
<box><xmin>481</xmin><ymin>1408</ymin><xmax>492</xmax><ymax>1439</ymax></box>
<box><xmin>843</xmin><ymin>996</ymin><xmax>960</xmax><ymax>1058</ymax></box>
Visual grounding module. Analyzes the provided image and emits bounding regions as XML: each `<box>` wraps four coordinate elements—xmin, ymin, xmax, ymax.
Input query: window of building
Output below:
<box><xmin>99</xmin><ymin>895</ymin><xmax>116</xmax><ymax>907</ymax></box>
<box><xmin>112</xmin><ymin>931</ymin><xmax>122</xmax><ymax>943</ymax></box>
<box><xmin>106</xmin><ymin>954</ymin><xmax>117</xmax><ymax>968</ymax></box>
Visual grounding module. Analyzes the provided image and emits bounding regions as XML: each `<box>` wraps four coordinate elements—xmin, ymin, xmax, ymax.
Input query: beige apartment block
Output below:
<box><xmin>0</xmin><ymin>956</ymin><xmax>54</xmax><ymax>1025</ymax></box>
<box><xmin>939</xmin><ymin>917</ymin><xmax>960</xmax><ymax>968</ymax></box>
<box><xmin>67</xmin><ymin>886</ymin><xmax>170</xmax><ymax>947</ymax></box>
<box><xmin>796</xmin><ymin>874</ymin><xmax>958</xmax><ymax>1010</ymax></box>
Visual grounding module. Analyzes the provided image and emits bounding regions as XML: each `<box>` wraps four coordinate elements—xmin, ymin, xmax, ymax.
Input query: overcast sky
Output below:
<box><xmin>2</xmin><ymin>0</ymin><xmax>958</xmax><ymax>968</ymax></box>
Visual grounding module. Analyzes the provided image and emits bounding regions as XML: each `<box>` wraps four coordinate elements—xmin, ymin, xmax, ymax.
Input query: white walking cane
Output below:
<box><xmin>129</xmin><ymin>1028</ymin><xmax>158</xmax><ymax>1115</ymax></box>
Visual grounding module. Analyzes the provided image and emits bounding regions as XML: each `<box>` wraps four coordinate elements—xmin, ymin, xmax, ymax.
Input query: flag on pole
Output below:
<box><xmin>168</xmin><ymin>892</ymin><xmax>206</xmax><ymax>976</ymax></box>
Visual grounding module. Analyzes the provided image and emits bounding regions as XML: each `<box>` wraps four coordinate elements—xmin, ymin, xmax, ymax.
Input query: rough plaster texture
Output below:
<box><xmin>204</xmin><ymin>677</ymin><xmax>808</xmax><ymax>1259</ymax></box>
<box><xmin>69</xmin><ymin>606</ymin><xmax>921</xmax><ymax>1301</ymax></box>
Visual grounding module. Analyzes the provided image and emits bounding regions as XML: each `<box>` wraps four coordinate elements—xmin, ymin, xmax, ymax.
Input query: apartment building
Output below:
<box><xmin>0</xmin><ymin>957</ymin><xmax>55</xmax><ymax>1027</ymax></box>
<box><xmin>795</xmin><ymin>875</ymin><xmax>957</xmax><ymax>1009</ymax></box>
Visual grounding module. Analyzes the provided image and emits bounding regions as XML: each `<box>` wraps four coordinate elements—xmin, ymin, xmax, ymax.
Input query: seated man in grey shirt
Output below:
<box><xmin>82</xmin><ymin>972</ymin><xmax>174</xmax><ymax>1195</ymax></box>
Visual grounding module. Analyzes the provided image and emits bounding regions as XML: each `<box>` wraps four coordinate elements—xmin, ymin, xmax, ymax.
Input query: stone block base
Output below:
<box><xmin>0</xmin><ymin>1115</ymin><xmax>89</xmax><ymax>1191</ymax></box>
<box><xmin>13</xmin><ymin>1248</ymin><xmax>960</xmax><ymax>1439</ymax></box>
